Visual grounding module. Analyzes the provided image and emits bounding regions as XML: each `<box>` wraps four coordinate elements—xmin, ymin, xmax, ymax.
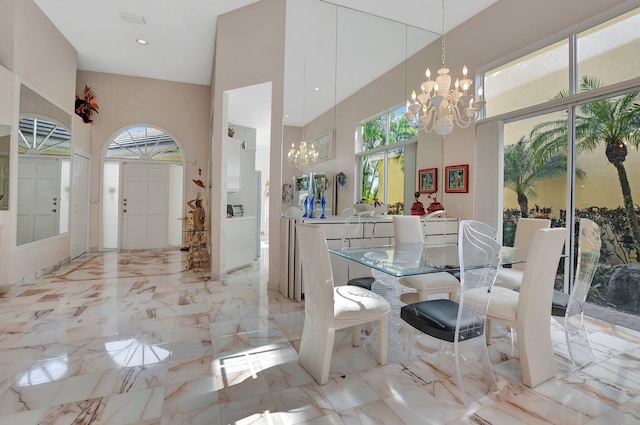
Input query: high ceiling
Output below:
<box><xmin>33</xmin><ymin>0</ymin><xmax>497</xmax><ymax>129</ymax></box>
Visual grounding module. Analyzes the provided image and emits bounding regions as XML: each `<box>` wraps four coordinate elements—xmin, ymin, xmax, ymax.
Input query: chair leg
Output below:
<box><xmin>377</xmin><ymin>314</ymin><xmax>389</xmax><ymax>365</ymax></box>
<box><xmin>299</xmin><ymin>326</ymin><xmax>336</xmax><ymax>385</ymax></box>
<box><xmin>352</xmin><ymin>325</ymin><xmax>361</xmax><ymax>346</ymax></box>
<box><xmin>565</xmin><ymin>312</ymin><xmax>595</xmax><ymax>369</ymax></box>
<box><xmin>518</xmin><ymin>320</ymin><xmax>556</xmax><ymax>387</ymax></box>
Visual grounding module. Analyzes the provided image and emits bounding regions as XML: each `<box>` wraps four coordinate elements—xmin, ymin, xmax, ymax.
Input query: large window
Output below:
<box><xmin>484</xmin><ymin>39</ymin><xmax>568</xmax><ymax>118</ymax></box>
<box><xmin>357</xmin><ymin>105</ymin><xmax>416</xmax><ymax>215</ymax></box>
<box><xmin>577</xmin><ymin>8</ymin><xmax>640</xmax><ymax>91</ymax></box>
<box><xmin>487</xmin><ymin>6</ymin><xmax>640</xmax><ymax>316</ymax></box>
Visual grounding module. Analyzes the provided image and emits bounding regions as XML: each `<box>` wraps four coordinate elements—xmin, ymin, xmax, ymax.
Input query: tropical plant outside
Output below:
<box><xmin>530</xmin><ymin>76</ymin><xmax>640</xmax><ymax>258</ymax></box>
<box><xmin>503</xmin><ymin>136</ymin><xmax>576</xmax><ymax>218</ymax></box>
<box><xmin>360</xmin><ymin>108</ymin><xmax>415</xmax><ymax>208</ymax></box>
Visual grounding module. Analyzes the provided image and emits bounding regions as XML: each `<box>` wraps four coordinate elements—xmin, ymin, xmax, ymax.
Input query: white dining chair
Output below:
<box><xmin>495</xmin><ymin>217</ymin><xmax>550</xmax><ymax>290</ymax></box>
<box><xmin>551</xmin><ymin>218</ymin><xmax>601</xmax><ymax>369</ymax></box>
<box><xmin>466</xmin><ymin>227</ymin><xmax>566</xmax><ymax>387</ymax></box>
<box><xmin>296</xmin><ymin>223</ymin><xmax>390</xmax><ymax>385</ymax></box>
<box><xmin>400</xmin><ymin>220</ymin><xmax>501</xmax><ymax>405</ymax></box>
<box><xmin>394</xmin><ymin>215</ymin><xmax>459</xmax><ymax>302</ymax></box>
<box><xmin>342</xmin><ymin>209</ymin><xmax>377</xmax><ymax>290</ymax></box>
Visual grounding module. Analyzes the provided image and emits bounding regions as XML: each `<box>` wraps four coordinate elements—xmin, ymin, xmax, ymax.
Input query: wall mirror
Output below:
<box><xmin>283</xmin><ymin>0</ymin><xmax>439</xmax><ymax>207</ymax></box>
<box><xmin>16</xmin><ymin>84</ymin><xmax>72</xmax><ymax>245</ymax></box>
<box><xmin>0</xmin><ymin>125</ymin><xmax>9</xmax><ymax>210</ymax></box>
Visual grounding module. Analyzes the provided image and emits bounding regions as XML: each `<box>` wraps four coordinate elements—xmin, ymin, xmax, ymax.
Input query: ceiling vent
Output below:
<box><xmin>120</xmin><ymin>12</ymin><xmax>146</xmax><ymax>25</ymax></box>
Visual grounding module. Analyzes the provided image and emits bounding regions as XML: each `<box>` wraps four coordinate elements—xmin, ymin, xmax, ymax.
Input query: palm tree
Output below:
<box><xmin>530</xmin><ymin>76</ymin><xmax>640</xmax><ymax>255</ymax></box>
<box><xmin>504</xmin><ymin>136</ymin><xmax>572</xmax><ymax>217</ymax></box>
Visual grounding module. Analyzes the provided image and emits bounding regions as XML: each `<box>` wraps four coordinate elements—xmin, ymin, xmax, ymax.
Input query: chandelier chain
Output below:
<box><xmin>441</xmin><ymin>0</ymin><xmax>446</xmax><ymax>68</ymax></box>
<box><xmin>287</xmin><ymin>58</ymin><xmax>319</xmax><ymax>170</ymax></box>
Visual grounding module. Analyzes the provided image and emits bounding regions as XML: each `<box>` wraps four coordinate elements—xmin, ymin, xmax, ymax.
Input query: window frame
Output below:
<box><xmin>356</xmin><ymin>104</ymin><xmax>417</xmax><ymax>206</ymax></box>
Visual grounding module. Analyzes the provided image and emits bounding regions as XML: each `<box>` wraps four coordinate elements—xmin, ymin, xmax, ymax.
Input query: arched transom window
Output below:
<box><xmin>106</xmin><ymin>126</ymin><xmax>183</xmax><ymax>161</ymax></box>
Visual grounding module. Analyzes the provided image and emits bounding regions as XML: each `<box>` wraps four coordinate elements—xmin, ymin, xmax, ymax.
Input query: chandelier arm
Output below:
<box><xmin>450</xmin><ymin>106</ymin><xmax>474</xmax><ymax>128</ymax></box>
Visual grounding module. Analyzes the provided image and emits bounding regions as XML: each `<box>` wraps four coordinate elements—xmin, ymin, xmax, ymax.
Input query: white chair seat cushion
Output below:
<box><xmin>334</xmin><ymin>285</ymin><xmax>390</xmax><ymax>323</ymax></box>
<box><xmin>399</xmin><ymin>272</ymin><xmax>459</xmax><ymax>291</ymax></box>
<box><xmin>466</xmin><ymin>286</ymin><xmax>518</xmax><ymax>322</ymax></box>
<box><xmin>496</xmin><ymin>268</ymin><xmax>524</xmax><ymax>290</ymax></box>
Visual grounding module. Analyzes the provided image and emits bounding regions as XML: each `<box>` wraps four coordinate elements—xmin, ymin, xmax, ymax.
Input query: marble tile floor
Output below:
<box><xmin>0</xmin><ymin>249</ymin><xmax>640</xmax><ymax>425</ymax></box>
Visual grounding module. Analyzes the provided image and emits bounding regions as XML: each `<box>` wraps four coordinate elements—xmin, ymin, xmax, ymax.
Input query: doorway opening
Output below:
<box><xmin>101</xmin><ymin>125</ymin><xmax>184</xmax><ymax>250</ymax></box>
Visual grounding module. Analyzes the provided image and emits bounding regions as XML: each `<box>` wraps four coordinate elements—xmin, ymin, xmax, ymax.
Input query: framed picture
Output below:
<box><xmin>418</xmin><ymin>168</ymin><xmax>437</xmax><ymax>193</ymax></box>
<box><xmin>282</xmin><ymin>183</ymin><xmax>293</xmax><ymax>203</ymax></box>
<box><xmin>445</xmin><ymin>164</ymin><xmax>469</xmax><ymax>193</ymax></box>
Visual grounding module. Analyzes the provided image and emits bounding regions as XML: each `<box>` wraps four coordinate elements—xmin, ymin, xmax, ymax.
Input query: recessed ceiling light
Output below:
<box><xmin>314</xmin><ymin>87</ymin><xmax>321</xmax><ymax>91</ymax></box>
<box><xmin>136</xmin><ymin>39</ymin><xmax>149</xmax><ymax>45</ymax></box>
<box><xmin>284</xmin><ymin>114</ymin><xmax>289</xmax><ymax>118</ymax></box>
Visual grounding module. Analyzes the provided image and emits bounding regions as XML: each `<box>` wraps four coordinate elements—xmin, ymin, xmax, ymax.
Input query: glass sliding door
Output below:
<box><xmin>503</xmin><ymin>112</ymin><xmax>569</xmax><ymax>287</ymax></box>
<box><xmin>571</xmin><ymin>92</ymin><xmax>640</xmax><ymax>314</ymax></box>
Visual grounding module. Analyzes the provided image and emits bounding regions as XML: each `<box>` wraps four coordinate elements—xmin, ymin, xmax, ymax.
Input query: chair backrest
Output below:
<box><xmin>457</xmin><ymin>220</ymin><xmax>501</xmax><ymax>340</ymax></box>
<box><xmin>458</xmin><ymin>220</ymin><xmax>501</xmax><ymax>292</ymax></box>
<box><xmin>393</xmin><ymin>215</ymin><xmax>424</xmax><ymax>244</ymax></box>
<box><xmin>517</xmin><ymin>228</ymin><xmax>566</xmax><ymax>321</ymax></box>
<box><xmin>425</xmin><ymin>209</ymin><xmax>447</xmax><ymax>219</ymax></box>
<box><xmin>296</xmin><ymin>223</ymin><xmax>335</xmax><ymax>324</ymax></box>
<box><xmin>566</xmin><ymin>218</ymin><xmax>601</xmax><ymax>317</ymax></box>
<box><xmin>511</xmin><ymin>218</ymin><xmax>551</xmax><ymax>271</ymax></box>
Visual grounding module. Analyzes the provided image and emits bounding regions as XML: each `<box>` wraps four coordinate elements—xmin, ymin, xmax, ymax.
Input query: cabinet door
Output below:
<box><xmin>227</xmin><ymin>137</ymin><xmax>241</xmax><ymax>192</ymax></box>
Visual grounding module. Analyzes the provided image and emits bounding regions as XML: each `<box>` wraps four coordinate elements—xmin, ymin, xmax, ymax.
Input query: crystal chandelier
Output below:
<box><xmin>405</xmin><ymin>0</ymin><xmax>485</xmax><ymax>136</ymax></box>
<box><xmin>287</xmin><ymin>140</ymin><xmax>318</xmax><ymax>170</ymax></box>
<box><xmin>287</xmin><ymin>59</ymin><xmax>319</xmax><ymax>170</ymax></box>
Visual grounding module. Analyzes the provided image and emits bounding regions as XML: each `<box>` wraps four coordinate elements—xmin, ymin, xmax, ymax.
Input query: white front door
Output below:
<box><xmin>17</xmin><ymin>156</ymin><xmax>60</xmax><ymax>245</ymax></box>
<box><xmin>71</xmin><ymin>153</ymin><xmax>89</xmax><ymax>259</ymax></box>
<box><xmin>121</xmin><ymin>162</ymin><xmax>168</xmax><ymax>249</ymax></box>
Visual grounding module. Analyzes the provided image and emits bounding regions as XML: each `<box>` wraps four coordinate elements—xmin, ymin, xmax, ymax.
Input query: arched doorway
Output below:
<box><xmin>101</xmin><ymin>125</ymin><xmax>184</xmax><ymax>250</ymax></box>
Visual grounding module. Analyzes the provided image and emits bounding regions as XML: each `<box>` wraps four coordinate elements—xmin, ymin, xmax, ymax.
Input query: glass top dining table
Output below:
<box><xmin>328</xmin><ymin>243</ymin><xmax>523</xmax><ymax>277</ymax></box>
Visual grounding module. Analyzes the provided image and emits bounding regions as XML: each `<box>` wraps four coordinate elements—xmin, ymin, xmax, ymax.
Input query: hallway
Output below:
<box><xmin>0</xmin><ymin>249</ymin><xmax>639</xmax><ymax>424</ymax></box>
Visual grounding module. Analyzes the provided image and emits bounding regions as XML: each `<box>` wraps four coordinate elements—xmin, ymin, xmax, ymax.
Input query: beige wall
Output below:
<box><xmin>211</xmin><ymin>0</ymin><xmax>285</xmax><ymax>287</ymax></box>
<box><xmin>0</xmin><ymin>0</ymin><xmax>78</xmax><ymax>285</ymax></box>
<box><xmin>75</xmin><ymin>71</ymin><xmax>211</xmax><ymax>250</ymax></box>
<box><xmin>0</xmin><ymin>0</ymin><xmax>15</xmax><ymax>71</ymax></box>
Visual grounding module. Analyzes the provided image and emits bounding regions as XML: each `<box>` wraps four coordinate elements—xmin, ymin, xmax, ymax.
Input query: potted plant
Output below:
<box><xmin>75</xmin><ymin>85</ymin><xmax>99</xmax><ymax>123</ymax></box>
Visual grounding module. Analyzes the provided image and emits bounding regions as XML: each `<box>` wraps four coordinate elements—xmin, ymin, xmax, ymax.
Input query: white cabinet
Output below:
<box><xmin>279</xmin><ymin>216</ymin><xmax>459</xmax><ymax>301</ymax></box>
<box><xmin>280</xmin><ymin>216</ymin><xmax>394</xmax><ymax>301</ymax></box>
<box><xmin>225</xmin><ymin>216</ymin><xmax>256</xmax><ymax>271</ymax></box>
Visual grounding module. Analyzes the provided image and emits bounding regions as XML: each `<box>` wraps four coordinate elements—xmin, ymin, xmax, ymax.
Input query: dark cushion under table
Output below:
<box><xmin>400</xmin><ymin>299</ymin><xmax>485</xmax><ymax>343</ymax></box>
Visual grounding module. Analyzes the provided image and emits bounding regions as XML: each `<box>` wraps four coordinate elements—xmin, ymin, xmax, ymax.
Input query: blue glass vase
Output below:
<box><xmin>302</xmin><ymin>196</ymin><xmax>308</xmax><ymax>218</ymax></box>
<box><xmin>309</xmin><ymin>193</ymin><xmax>316</xmax><ymax>218</ymax></box>
<box><xmin>321</xmin><ymin>192</ymin><xmax>326</xmax><ymax>219</ymax></box>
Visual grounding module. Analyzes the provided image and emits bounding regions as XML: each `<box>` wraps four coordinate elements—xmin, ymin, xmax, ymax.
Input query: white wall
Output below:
<box><xmin>211</xmin><ymin>0</ymin><xmax>285</xmax><ymax>286</ymax></box>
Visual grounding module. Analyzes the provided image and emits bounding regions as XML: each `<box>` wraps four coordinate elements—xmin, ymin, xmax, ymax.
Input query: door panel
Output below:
<box><xmin>17</xmin><ymin>157</ymin><xmax>60</xmax><ymax>245</ymax></box>
<box><xmin>122</xmin><ymin>162</ymin><xmax>168</xmax><ymax>249</ymax></box>
<box><xmin>71</xmin><ymin>154</ymin><xmax>89</xmax><ymax>259</ymax></box>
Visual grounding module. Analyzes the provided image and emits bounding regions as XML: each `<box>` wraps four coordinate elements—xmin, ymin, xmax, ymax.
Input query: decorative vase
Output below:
<box><xmin>302</xmin><ymin>196</ymin><xmax>308</xmax><ymax>218</ymax></box>
<box><xmin>321</xmin><ymin>192</ymin><xmax>326</xmax><ymax>219</ymax></box>
<box><xmin>309</xmin><ymin>193</ymin><xmax>315</xmax><ymax>218</ymax></box>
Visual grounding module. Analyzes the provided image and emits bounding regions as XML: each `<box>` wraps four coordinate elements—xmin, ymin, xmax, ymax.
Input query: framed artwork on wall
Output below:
<box><xmin>445</xmin><ymin>164</ymin><xmax>469</xmax><ymax>193</ymax></box>
<box><xmin>418</xmin><ymin>168</ymin><xmax>437</xmax><ymax>193</ymax></box>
